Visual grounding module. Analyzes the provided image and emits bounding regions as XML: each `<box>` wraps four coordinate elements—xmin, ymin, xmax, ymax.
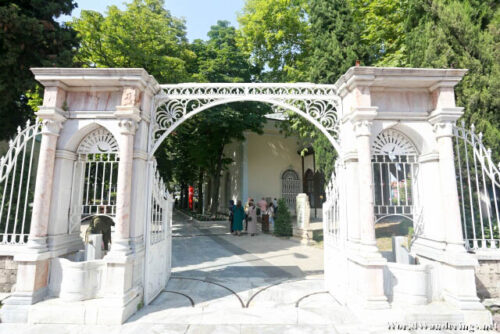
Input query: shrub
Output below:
<box><xmin>274</xmin><ymin>198</ymin><xmax>292</xmax><ymax>237</ymax></box>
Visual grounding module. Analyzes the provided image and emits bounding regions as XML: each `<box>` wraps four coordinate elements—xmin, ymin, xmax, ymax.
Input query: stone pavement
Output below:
<box><xmin>0</xmin><ymin>211</ymin><xmax>487</xmax><ymax>333</ymax></box>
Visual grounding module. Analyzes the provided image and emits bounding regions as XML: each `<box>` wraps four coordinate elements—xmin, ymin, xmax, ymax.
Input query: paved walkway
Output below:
<box><xmin>125</xmin><ymin>211</ymin><xmax>361</xmax><ymax>332</ymax></box>
<box><xmin>0</xmin><ymin>211</ymin><xmax>473</xmax><ymax>333</ymax></box>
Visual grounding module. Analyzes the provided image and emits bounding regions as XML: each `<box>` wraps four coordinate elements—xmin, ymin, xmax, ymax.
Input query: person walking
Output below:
<box><xmin>232</xmin><ymin>200</ymin><xmax>245</xmax><ymax>236</ymax></box>
<box><xmin>267</xmin><ymin>202</ymin><xmax>275</xmax><ymax>232</ymax></box>
<box><xmin>258</xmin><ymin>197</ymin><xmax>269</xmax><ymax>232</ymax></box>
<box><xmin>245</xmin><ymin>198</ymin><xmax>254</xmax><ymax>232</ymax></box>
<box><xmin>258</xmin><ymin>197</ymin><xmax>267</xmax><ymax>213</ymax></box>
<box><xmin>246</xmin><ymin>200</ymin><xmax>258</xmax><ymax>236</ymax></box>
<box><xmin>228</xmin><ymin>200</ymin><xmax>235</xmax><ymax>233</ymax></box>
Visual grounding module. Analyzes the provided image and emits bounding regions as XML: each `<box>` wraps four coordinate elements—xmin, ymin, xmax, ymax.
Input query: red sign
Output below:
<box><xmin>188</xmin><ymin>186</ymin><xmax>194</xmax><ymax>210</ymax></box>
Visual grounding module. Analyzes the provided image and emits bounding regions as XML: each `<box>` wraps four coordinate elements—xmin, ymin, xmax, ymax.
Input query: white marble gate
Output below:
<box><xmin>0</xmin><ymin>66</ymin><xmax>493</xmax><ymax>326</ymax></box>
<box><xmin>144</xmin><ymin>162</ymin><xmax>173</xmax><ymax>304</ymax></box>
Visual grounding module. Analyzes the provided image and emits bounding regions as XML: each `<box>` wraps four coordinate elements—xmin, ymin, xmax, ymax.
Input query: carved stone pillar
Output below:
<box><xmin>431</xmin><ymin>118</ymin><xmax>467</xmax><ymax>252</ymax></box>
<box><xmin>108</xmin><ymin>86</ymin><xmax>142</xmax><ymax>256</ymax></box>
<box><xmin>27</xmin><ymin>118</ymin><xmax>64</xmax><ymax>249</ymax></box>
<box><xmin>1</xmin><ymin>92</ymin><xmax>66</xmax><ymax>323</ymax></box>
<box><xmin>426</xmin><ymin>100</ymin><xmax>483</xmax><ymax>310</ymax></box>
<box><xmin>347</xmin><ymin>108</ymin><xmax>389</xmax><ymax>309</ymax></box>
<box><xmin>352</xmin><ymin>110</ymin><xmax>378</xmax><ymax>254</ymax></box>
<box><xmin>109</xmin><ymin>119</ymin><xmax>137</xmax><ymax>255</ymax></box>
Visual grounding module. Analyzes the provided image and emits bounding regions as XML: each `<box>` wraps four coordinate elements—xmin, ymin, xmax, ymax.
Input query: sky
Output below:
<box><xmin>58</xmin><ymin>0</ymin><xmax>246</xmax><ymax>41</ymax></box>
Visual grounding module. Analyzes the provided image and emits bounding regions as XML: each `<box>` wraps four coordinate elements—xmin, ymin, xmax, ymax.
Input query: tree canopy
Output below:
<box><xmin>1</xmin><ymin>0</ymin><xmax>497</xmax><ymax>205</ymax></box>
<box><xmin>71</xmin><ymin>0</ymin><xmax>194</xmax><ymax>82</ymax></box>
<box><xmin>0</xmin><ymin>0</ymin><xmax>78</xmax><ymax>139</ymax></box>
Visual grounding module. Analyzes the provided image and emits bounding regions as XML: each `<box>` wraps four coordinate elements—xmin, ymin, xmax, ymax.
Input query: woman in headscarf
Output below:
<box><xmin>246</xmin><ymin>200</ymin><xmax>258</xmax><ymax>236</ymax></box>
<box><xmin>232</xmin><ymin>200</ymin><xmax>245</xmax><ymax>236</ymax></box>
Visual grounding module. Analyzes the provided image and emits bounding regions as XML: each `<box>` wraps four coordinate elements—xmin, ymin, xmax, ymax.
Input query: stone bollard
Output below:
<box><xmin>85</xmin><ymin>234</ymin><xmax>103</xmax><ymax>261</ymax></box>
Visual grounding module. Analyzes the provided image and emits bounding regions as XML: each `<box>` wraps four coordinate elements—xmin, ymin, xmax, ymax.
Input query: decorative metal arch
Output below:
<box><xmin>150</xmin><ymin>83</ymin><xmax>341</xmax><ymax>156</ymax></box>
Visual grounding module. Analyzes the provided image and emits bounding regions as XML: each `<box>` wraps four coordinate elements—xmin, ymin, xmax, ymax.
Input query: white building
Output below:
<box><xmin>216</xmin><ymin>116</ymin><xmax>325</xmax><ymax>217</ymax></box>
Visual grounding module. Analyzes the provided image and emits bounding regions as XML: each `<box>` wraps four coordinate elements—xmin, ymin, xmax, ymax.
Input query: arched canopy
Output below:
<box><xmin>150</xmin><ymin>83</ymin><xmax>342</xmax><ymax>156</ymax></box>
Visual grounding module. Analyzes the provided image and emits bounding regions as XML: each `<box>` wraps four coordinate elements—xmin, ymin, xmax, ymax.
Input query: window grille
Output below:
<box><xmin>75</xmin><ymin>128</ymin><xmax>119</xmax><ymax>221</ymax></box>
<box><xmin>372</xmin><ymin>129</ymin><xmax>419</xmax><ymax>223</ymax></box>
<box><xmin>281</xmin><ymin>169</ymin><xmax>300</xmax><ymax>210</ymax></box>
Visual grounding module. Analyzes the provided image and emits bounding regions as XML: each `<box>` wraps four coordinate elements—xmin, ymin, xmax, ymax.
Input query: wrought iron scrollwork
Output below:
<box><xmin>151</xmin><ymin>83</ymin><xmax>341</xmax><ymax>153</ymax></box>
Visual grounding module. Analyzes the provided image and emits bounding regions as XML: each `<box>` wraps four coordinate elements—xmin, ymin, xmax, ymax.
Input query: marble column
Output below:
<box><xmin>354</xmin><ymin>120</ymin><xmax>378</xmax><ymax>253</ymax></box>
<box><xmin>433</xmin><ymin>121</ymin><xmax>466</xmax><ymax>252</ymax></box>
<box><xmin>110</xmin><ymin>119</ymin><xmax>137</xmax><ymax>255</ymax></box>
<box><xmin>343</xmin><ymin>152</ymin><xmax>360</xmax><ymax>247</ymax></box>
<box><xmin>27</xmin><ymin>119</ymin><xmax>64</xmax><ymax>249</ymax></box>
<box><xmin>1</xmin><ymin>105</ymin><xmax>66</xmax><ymax>322</ymax></box>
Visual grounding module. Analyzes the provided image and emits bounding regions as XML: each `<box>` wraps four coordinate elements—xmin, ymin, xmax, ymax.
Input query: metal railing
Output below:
<box><xmin>150</xmin><ymin>161</ymin><xmax>169</xmax><ymax>245</ymax></box>
<box><xmin>323</xmin><ymin>161</ymin><xmax>346</xmax><ymax>246</ymax></box>
<box><xmin>0</xmin><ymin>119</ymin><xmax>41</xmax><ymax>244</ymax></box>
<box><xmin>454</xmin><ymin>122</ymin><xmax>500</xmax><ymax>251</ymax></box>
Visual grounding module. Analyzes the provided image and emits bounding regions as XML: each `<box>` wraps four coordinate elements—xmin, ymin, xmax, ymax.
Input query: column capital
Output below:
<box><xmin>115</xmin><ymin>106</ymin><xmax>141</xmax><ymax>122</ymax></box>
<box><xmin>428</xmin><ymin>107</ymin><xmax>463</xmax><ymax>124</ymax></box>
<box><xmin>118</xmin><ymin>119</ymin><xmax>138</xmax><ymax>135</ymax></box>
<box><xmin>429</xmin><ymin>107</ymin><xmax>463</xmax><ymax>139</ymax></box>
<box><xmin>36</xmin><ymin>105</ymin><xmax>67</xmax><ymax>136</ymax></box>
<box><xmin>353</xmin><ymin>120</ymin><xmax>373</xmax><ymax>137</ymax></box>
<box><xmin>40</xmin><ymin>119</ymin><xmax>64</xmax><ymax>136</ymax></box>
<box><xmin>432</xmin><ymin>122</ymin><xmax>454</xmax><ymax>139</ymax></box>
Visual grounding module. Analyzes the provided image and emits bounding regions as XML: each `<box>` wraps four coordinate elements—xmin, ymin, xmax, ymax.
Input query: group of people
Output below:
<box><xmin>228</xmin><ymin>197</ymin><xmax>278</xmax><ymax>236</ymax></box>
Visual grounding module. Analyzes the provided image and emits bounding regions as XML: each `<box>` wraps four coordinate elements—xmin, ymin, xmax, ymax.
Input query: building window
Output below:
<box><xmin>281</xmin><ymin>169</ymin><xmax>300</xmax><ymax>210</ymax></box>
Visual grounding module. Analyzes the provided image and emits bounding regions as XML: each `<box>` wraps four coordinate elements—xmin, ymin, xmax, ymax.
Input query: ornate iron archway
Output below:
<box><xmin>149</xmin><ymin>83</ymin><xmax>341</xmax><ymax>156</ymax></box>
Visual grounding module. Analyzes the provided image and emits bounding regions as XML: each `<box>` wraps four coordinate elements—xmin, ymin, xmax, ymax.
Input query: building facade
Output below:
<box><xmin>216</xmin><ymin>117</ymin><xmax>324</xmax><ymax>216</ymax></box>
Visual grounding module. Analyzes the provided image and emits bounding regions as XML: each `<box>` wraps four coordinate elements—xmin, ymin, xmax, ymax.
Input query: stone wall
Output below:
<box><xmin>0</xmin><ymin>256</ymin><xmax>17</xmax><ymax>293</ymax></box>
<box><xmin>475</xmin><ymin>259</ymin><xmax>500</xmax><ymax>299</ymax></box>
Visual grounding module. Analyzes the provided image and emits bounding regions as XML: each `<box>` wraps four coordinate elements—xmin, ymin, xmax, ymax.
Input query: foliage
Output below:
<box><xmin>351</xmin><ymin>0</ymin><xmax>409</xmax><ymax>66</ymax></box>
<box><xmin>274</xmin><ymin>198</ymin><xmax>292</xmax><ymax>237</ymax></box>
<box><xmin>308</xmin><ymin>0</ymin><xmax>370</xmax><ymax>84</ymax></box>
<box><xmin>403</xmin><ymin>0</ymin><xmax>500</xmax><ymax>155</ymax></box>
<box><xmin>0</xmin><ymin>0</ymin><xmax>78</xmax><ymax>139</ymax></box>
<box><xmin>237</xmin><ymin>0</ymin><xmax>310</xmax><ymax>82</ymax></box>
<box><xmin>71</xmin><ymin>0</ymin><xmax>194</xmax><ymax>82</ymax></box>
<box><xmin>191</xmin><ymin>20</ymin><xmax>256</xmax><ymax>83</ymax></box>
<box><xmin>155</xmin><ymin>21</ymin><xmax>268</xmax><ymax>214</ymax></box>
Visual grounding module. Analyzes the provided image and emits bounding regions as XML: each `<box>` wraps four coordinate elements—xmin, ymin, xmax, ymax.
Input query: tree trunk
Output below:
<box><xmin>181</xmin><ymin>184</ymin><xmax>189</xmax><ymax>209</ymax></box>
<box><xmin>209</xmin><ymin>145</ymin><xmax>225</xmax><ymax>216</ymax></box>
<box><xmin>197</xmin><ymin>168</ymin><xmax>204</xmax><ymax>213</ymax></box>
<box><xmin>205</xmin><ymin>176</ymin><xmax>212</xmax><ymax>213</ymax></box>
<box><xmin>179</xmin><ymin>184</ymin><xmax>185</xmax><ymax>209</ymax></box>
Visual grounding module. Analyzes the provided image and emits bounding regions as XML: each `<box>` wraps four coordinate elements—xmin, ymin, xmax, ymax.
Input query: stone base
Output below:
<box><xmin>293</xmin><ymin>222</ymin><xmax>322</xmax><ymax>245</ymax></box>
<box><xmin>0</xmin><ymin>256</ymin><xmax>17</xmax><ymax>293</ymax></box>
<box><xmin>355</xmin><ymin>302</ymin><xmax>492</xmax><ymax>329</ymax></box>
<box><xmin>475</xmin><ymin>258</ymin><xmax>500</xmax><ymax>299</ymax></box>
<box><xmin>26</xmin><ymin>290</ymin><xmax>142</xmax><ymax>325</ymax></box>
<box><xmin>0</xmin><ymin>287</ymin><xmax>48</xmax><ymax>323</ymax></box>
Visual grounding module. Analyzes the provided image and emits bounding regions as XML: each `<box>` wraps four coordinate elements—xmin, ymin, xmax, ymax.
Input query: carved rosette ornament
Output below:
<box><xmin>152</xmin><ymin>83</ymin><xmax>341</xmax><ymax>152</ymax></box>
<box><xmin>118</xmin><ymin>119</ymin><xmax>138</xmax><ymax>135</ymax></box>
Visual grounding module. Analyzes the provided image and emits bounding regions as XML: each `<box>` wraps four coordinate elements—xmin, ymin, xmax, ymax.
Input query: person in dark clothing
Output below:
<box><xmin>232</xmin><ymin>200</ymin><xmax>245</xmax><ymax>236</ymax></box>
<box><xmin>228</xmin><ymin>200</ymin><xmax>235</xmax><ymax>233</ymax></box>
